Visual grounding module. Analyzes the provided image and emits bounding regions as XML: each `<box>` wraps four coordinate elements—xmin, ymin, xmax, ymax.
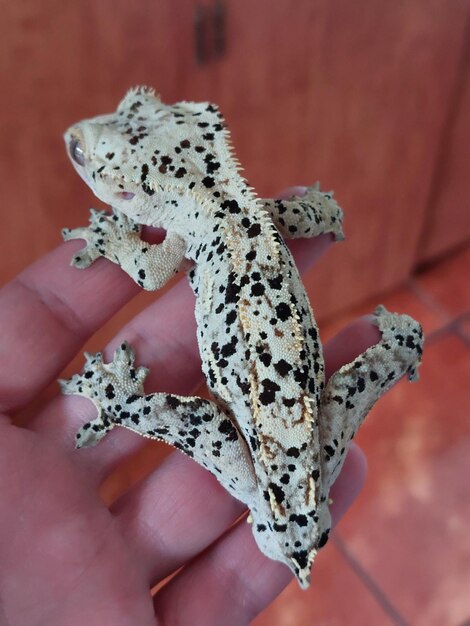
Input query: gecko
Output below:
<box><xmin>60</xmin><ymin>86</ymin><xmax>423</xmax><ymax>588</ymax></box>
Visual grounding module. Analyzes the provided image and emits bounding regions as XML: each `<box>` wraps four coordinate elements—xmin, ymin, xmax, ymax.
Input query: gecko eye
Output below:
<box><xmin>69</xmin><ymin>137</ymin><xmax>85</xmax><ymax>166</ymax></box>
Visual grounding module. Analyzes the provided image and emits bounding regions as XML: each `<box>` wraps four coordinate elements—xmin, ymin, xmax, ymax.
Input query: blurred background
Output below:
<box><xmin>1</xmin><ymin>1</ymin><xmax>469</xmax><ymax>624</ymax></box>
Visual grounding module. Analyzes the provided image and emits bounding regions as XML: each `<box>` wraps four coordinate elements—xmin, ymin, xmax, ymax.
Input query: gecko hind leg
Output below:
<box><xmin>60</xmin><ymin>343</ymin><xmax>257</xmax><ymax>503</ymax></box>
<box><xmin>318</xmin><ymin>305</ymin><xmax>424</xmax><ymax>496</ymax></box>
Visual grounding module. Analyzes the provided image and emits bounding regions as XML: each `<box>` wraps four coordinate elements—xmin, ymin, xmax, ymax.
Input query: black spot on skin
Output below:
<box><xmin>308</xmin><ymin>327</ymin><xmax>318</xmax><ymax>340</ymax></box>
<box><xmin>269</xmin><ymin>482</ymin><xmax>285</xmax><ymax>503</ymax></box>
<box><xmin>273</xmin><ymin>523</ymin><xmax>287</xmax><ymax>532</ymax></box>
<box><xmin>259</xmin><ymin>352</ymin><xmax>272</xmax><ymax>367</ymax></box>
<box><xmin>204</xmin><ymin>154</ymin><xmax>220</xmax><ymax>174</ymax></box>
<box><xmin>275</xmin><ymin>302</ymin><xmax>291</xmax><ymax>321</ymax></box>
<box><xmin>225</xmin><ymin>272</ymin><xmax>241</xmax><ymax>304</ymax></box>
<box><xmin>283</xmin><ymin>397</ymin><xmax>296</xmax><ymax>408</ymax></box>
<box><xmin>142</xmin><ymin>182</ymin><xmax>155</xmax><ymax>196</ymax></box>
<box><xmin>221</xmin><ymin>199</ymin><xmax>241</xmax><ymax>214</ymax></box>
<box><xmin>274</xmin><ymin>359</ymin><xmax>292</xmax><ymax>377</ymax></box>
<box><xmin>202</xmin><ymin>176</ymin><xmax>215</xmax><ymax>188</ymax></box>
<box><xmin>246</xmin><ymin>250</ymin><xmax>257</xmax><ymax>261</ymax></box>
<box><xmin>268</xmin><ymin>275</ymin><xmax>283</xmax><ymax>290</ymax></box>
<box><xmin>317</xmin><ymin>529</ymin><xmax>330</xmax><ymax>548</ymax></box>
<box><xmin>259</xmin><ymin>378</ymin><xmax>281</xmax><ymax>405</ymax></box>
<box><xmin>280</xmin><ymin>473</ymin><xmax>290</xmax><ymax>485</ymax></box>
<box><xmin>293</xmin><ymin>366</ymin><xmax>309</xmax><ymax>388</ymax></box>
<box><xmin>251</xmin><ymin>283</ymin><xmax>265</xmax><ymax>297</ymax></box>
<box><xmin>286</xmin><ymin>446</ymin><xmax>300</xmax><ymax>458</ymax></box>
<box><xmin>175</xmin><ymin>167</ymin><xmax>187</xmax><ymax>178</ymax></box>
<box><xmin>324</xmin><ymin>444</ymin><xmax>335</xmax><ymax>457</ymax></box>
<box><xmin>141</xmin><ymin>163</ymin><xmax>149</xmax><ymax>181</ymax></box>
<box><xmin>180</xmin><ymin>139</ymin><xmax>191</xmax><ymax>148</ymax></box>
<box><xmin>347</xmin><ymin>386</ymin><xmax>356</xmax><ymax>397</ymax></box>
<box><xmin>225</xmin><ymin>310</ymin><xmax>237</xmax><ymax>325</ymax></box>
<box><xmin>311</xmin><ymin>469</ymin><xmax>320</xmax><ymax>481</ymax></box>
<box><xmin>105</xmin><ymin>384</ymin><xmax>115</xmax><ymax>399</ymax></box>
<box><xmin>138</xmin><ymin>269</ymin><xmax>146</xmax><ymax>280</ymax></box>
<box><xmin>203</xmin><ymin>132</ymin><xmax>215</xmax><ymax>141</ymax></box>
<box><xmin>369</xmin><ymin>371</ymin><xmax>379</xmax><ymax>381</ymax></box>
<box><xmin>292</xmin><ymin>550</ymin><xmax>309</xmax><ymax>569</ymax></box>
<box><xmin>221</xmin><ymin>337</ymin><xmax>238</xmax><ymax>357</ymax></box>
<box><xmin>289</xmin><ymin>513</ymin><xmax>308</xmax><ymax>527</ymax></box>
<box><xmin>357</xmin><ymin>377</ymin><xmax>365</xmax><ymax>392</ymax></box>
<box><xmin>256</xmin><ymin>524</ymin><xmax>267</xmax><ymax>532</ymax></box>
<box><xmin>166</xmin><ymin>395</ymin><xmax>181</xmax><ymax>409</ymax></box>
<box><xmin>247</xmin><ymin>223</ymin><xmax>261</xmax><ymax>238</ymax></box>
<box><xmin>218</xmin><ymin>419</ymin><xmax>238</xmax><ymax>441</ymax></box>
<box><xmin>126</xmin><ymin>394</ymin><xmax>140</xmax><ymax>404</ymax></box>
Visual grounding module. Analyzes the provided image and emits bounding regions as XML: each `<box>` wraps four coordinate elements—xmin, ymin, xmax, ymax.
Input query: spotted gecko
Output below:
<box><xmin>60</xmin><ymin>86</ymin><xmax>423</xmax><ymax>588</ymax></box>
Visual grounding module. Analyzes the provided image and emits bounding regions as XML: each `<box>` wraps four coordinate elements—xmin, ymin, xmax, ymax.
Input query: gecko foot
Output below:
<box><xmin>372</xmin><ymin>304</ymin><xmax>424</xmax><ymax>381</ymax></box>
<box><xmin>62</xmin><ymin>208</ymin><xmax>141</xmax><ymax>268</ymax></box>
<box><xmin>59</xmin><ymin>342</ymin><xmax>149</xmax><ymax>447</ymax></box>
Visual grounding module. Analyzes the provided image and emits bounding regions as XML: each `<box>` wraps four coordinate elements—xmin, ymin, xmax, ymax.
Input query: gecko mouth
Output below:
<box><xmin>117</xmin><ymin>191</ymin><xmax>135</xmax><ymax>200</ymax></box>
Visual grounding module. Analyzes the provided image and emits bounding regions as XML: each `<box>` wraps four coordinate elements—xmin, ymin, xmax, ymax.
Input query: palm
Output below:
<box><xmin>0</xmin><ymin>189</ymin><xmax>371</xmax><ymax>625</ymax></box>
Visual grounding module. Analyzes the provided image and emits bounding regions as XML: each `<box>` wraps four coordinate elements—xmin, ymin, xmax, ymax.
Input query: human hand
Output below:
<box><xmin>0</xmin><ymin>188</ymin><xmax>372</xmax><ymax>625</ymax></box>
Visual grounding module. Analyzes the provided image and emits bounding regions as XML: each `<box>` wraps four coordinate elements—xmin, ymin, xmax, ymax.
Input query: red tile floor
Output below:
<box><xmin>254</xmin><ymin>245</ymin><xmax>470</xmax><ymax>626</ymax></box>
<box><xmin>98</xmin><ymin>245</ymin><xmax>469</xmax><ymax>625</ymax></box>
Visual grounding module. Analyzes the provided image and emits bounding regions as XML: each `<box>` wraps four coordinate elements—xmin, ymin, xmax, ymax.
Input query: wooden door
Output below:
<box><xmin>1</xmin><ymin>0</ymin><xmax>468</xmax><ymax>320</ymax></box>
<box><xmin>192</xmin><ymin>0</ymin><xmax>468</xmax><ymax>318</ymax></box>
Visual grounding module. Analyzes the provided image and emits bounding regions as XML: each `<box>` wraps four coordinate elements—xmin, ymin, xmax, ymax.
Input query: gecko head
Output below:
<box><xmin>64</xmin><ymin>86</ymin><xmax>240</xmax><ymax>230</ymax></box>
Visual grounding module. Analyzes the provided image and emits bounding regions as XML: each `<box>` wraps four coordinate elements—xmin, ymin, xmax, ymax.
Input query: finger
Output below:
<box><xmin>29</xmin><ymin>277</ymin><xmax>199</xmax><ymax>470</ymax></box>
<box><xmin>0</xmin><ymin>241</ymin><xmax>141</xmax><ymax>413</ymax></box>
<box><xmin>110</xmin><ymin>317</ymin><xmax>375</xmax><ymax>585</ymax></box>
<box><xmin>111</xmin><ymin>448</ymin><xmax>246</xmax><ymax>584</ymax></box>
<box><xmin>323</xmin><ymin>315</ymin><xmax>381</xmax><ymax>381</ymax></box>
<box><xmin>31</xmin><ymin>227</ymin><xmax>335</xmax><ymax>479</ymax></box>
<box><xmin>152</xmin><ymin>444</ymin><xmax>367</xmax><ymax>625</ymax></box>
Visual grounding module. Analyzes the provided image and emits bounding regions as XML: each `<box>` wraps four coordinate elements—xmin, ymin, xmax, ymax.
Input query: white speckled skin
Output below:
<box><xmin>60</xmin><ymin>87</ymin><xmax>423</xmax><ymax>588</ymax></box>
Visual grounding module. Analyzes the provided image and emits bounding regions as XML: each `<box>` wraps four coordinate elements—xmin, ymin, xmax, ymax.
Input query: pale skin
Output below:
<box><xmin>0</xmin><ymin>188</ymin><xmax>375</xmax><ymax>626</ymax></box>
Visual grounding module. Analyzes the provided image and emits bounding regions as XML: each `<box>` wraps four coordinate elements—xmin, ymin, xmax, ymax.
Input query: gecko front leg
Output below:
<box><xmin>261</xmin><ymin>183</ymin><xmax>344</xmax><ymax>241</ymax></box>
<box><xmin>60</xmin><ymin>343</ymin><xmax>257</xmax><ymax>504</ymax></box>
<box><xmin>62</xmin><ymin>208</ymin><xmax>186</xmax><ymax>290</ymax></box>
